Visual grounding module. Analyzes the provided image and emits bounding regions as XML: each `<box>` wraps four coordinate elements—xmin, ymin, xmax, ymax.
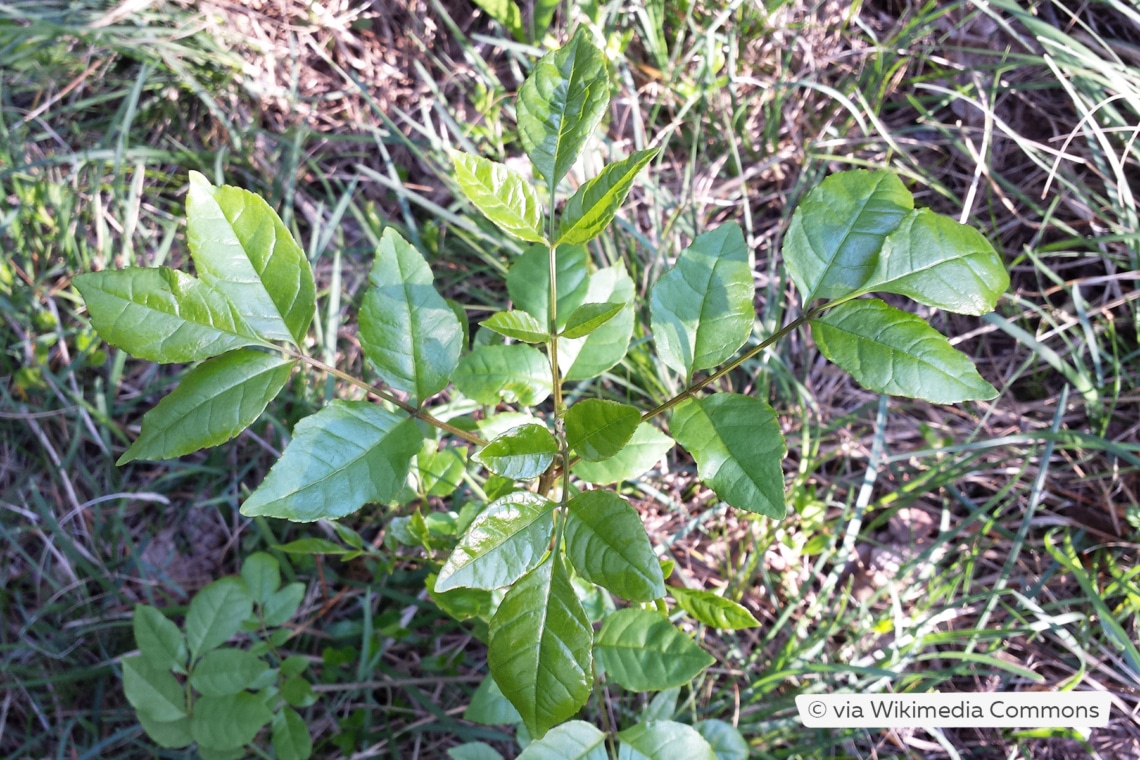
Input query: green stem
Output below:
<box><xmin>547</xmin><ymin>242</ymin><xmax>564</xmax><ymax>417</ymax></box>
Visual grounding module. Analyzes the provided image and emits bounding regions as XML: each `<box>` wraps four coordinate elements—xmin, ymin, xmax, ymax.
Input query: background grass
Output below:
<box><xmin>2</xmin><ymin>0</ymin><xmax>1138</xmax><ymax>757</ymax></box>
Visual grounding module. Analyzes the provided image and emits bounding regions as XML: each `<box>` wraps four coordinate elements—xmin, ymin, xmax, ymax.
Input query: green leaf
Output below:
<box><xmin>74</xmin><ymin>267</ymin><xmax>262</xmax><ymax>364</ymax></box>
<box><xmin>470</xmin><ymin>0</ymin><xmax>524</xmax><ymax>41</ymax></box>
<box><xmin>517</xmin><ymin>720</ymin><xmax>608</xmax><ymax>759</ymax></box>
<box><xmin>240</xmin><ymin>552</ymin><xmax>281</xmax><ymax>605</ymax></box>
<box><xmin>280</xmin><ymin>675</ymin><xmax>317</xmax><ymax>707</ymax></box>
<box><xmin>275</xmin><ymin>537</ymin><xmax>354</xmax><ymax>556</ymax></box>
<box><xmin>185</xmin><ymin>577</ymin><xmax>253</xmax><ymax>659</ymax></box>
<box><xmin>594</xmin><ymin>609</ymin><xmax>714</xmax><ymax>691</ymax></box>
<box><xmin>198</xmin><ymin>747</ymin><xmax>244</xmax><ymax>760</ymax></box>
<box><xmin>671</xmin><ymin>394</ymin><xmax>786</xmax><ymax>518</ymax></box>
<box><xmin>564</xmin><ymin>490</ymin><xmax>664</xmax><ymax>602</ymax></box>
<box><xmin>488</xmin><ymin>556</ymin><xmax>593</xmax><ymax>738</ymax></box>
<box><xmin>272</xmin><ymin>707</ymin><xmax>313</xmax><ymax>760</ymax></box>
<box><xmin>190</xmin><ymin>648</ymin><xmax>270</xmax><ymax>697</ymax></box>
<box><xmin>858</xmin><ymin>209</ymin><xmax>1009</xmax><ymax>315</ymax></box>
<box><xmin>561</xmin><ymin>265</ymin><xmax>635</xmax><ymax>381</ymax></box>
<box><xmin>190</xmin><ymin>692</ymin><xmax>273</xmax><ymax>751</ymax></box>
<box><xmin>669</xmin><ymin>587</ymin><xmax>759</xmax><ymax>630</ymax></box>
<box><xmin>481</xmin><ymin>310</ymin><xmax>549</xmax><ymax>343</ymax></box>
<box><xmin>650</xmin><ymin>222</ymin><xmax>754</xmax><ymax>377</ymax></box>
<box><xmin>359</xmin><ymin>228</ymin><xmax>464</xmax><ymax>404</ymax></box>
<box><xmin>263</xmin><ymin>582</ymin><xmax>305</xmax><ymax>627</ymax></box>
<box><xmin>453</xmin><ymin>344</ymin><xmax>553</xmax><ymax>406</ymax></box>
<box><xmin>240</xmin><ymin>400</ymin><xmax>423</xmax><ymax>521</ymax></box>
<box><xmin>186</xmin><ymin>172</ymin><xmax>315</xmax><ymax>344</ymax></box>
<box><xmin>643</xmin><ymin>688</ymin><xmax>679</xmax><ymax>721</ymax></box>
<box><xmin>782</xmin><ymin>169</ymin><xmax>914</xmax><ymax>304</ymax></box>
<box><xmin>508</xmin><ymin>244</ymin><xmax>590</xmax><ymax>331</ymax></box>
<box><xmin>449</xmin><ymin>742</ymin><xmax>506</xmax><ymax>760</ymax></box>
<box><xmin>428</xmin><ymin>573</ymin><xmax>494</xmax><ymax>622</ymax></box>
<box><xmin>465</xmin><ymin>673</ymin><xmax>523</xmax><ymax>725</ymax></box>
<box><xmin>618</xmin><ymin>720</ymin><xmax>717</xmax><ymax>760</ymax></box>
<box><xmin>572</xmin><ymin>423</ymin><xmax>674</xmax><ymax>485</ymax></box>
<box><xmin>477</xmin><ymin>423</ymin><xmax>559</xmax><ymax>479</ymax></box>
<box><xmin>693</xmin><ymin>719</ymin><xmax>749</xmax><ymax>760</ymax></box>
<box><xmin>133</xmin><ymin>605</ymin><xmax>187</xmax><ymax>673</ymax></box>
<box><xmin>121</xmin><ymin>655</ymin><xmax>186</xmax><ymax>722</ymax></box>
<box><xmin>119</xmin><ymin>349</ymin><xmax>293</xmax><ymax>463</ymax></box>
<box><xmin>516</xmin><ymin>26</ymin><xmax>610</xmax><ymax>192</ymax></box>
<box><xmin>810</xmin><ymin>298</ymin><xmax>998</xmax><ymax>402</ymax></box>
<box><xmin>417</xmin><ymin>444</ymin><xmax>468</xmax><ymax>497</ymax></box>
<box><xmin>452</xmin><ymin>151</ymin><xmax>546</xmax><ymax>243</ymax></box>
<box><xmin>436</xmin><ymin>491</ymin><xmax>556</xmax><ymax>592</ymax></box>
<box><xmin>558</xmin><ymin>148</ymin><xmax>659</xmax><ymax>245</ymax></box>
<box><xmin>561</xmin><ymin>302</ymin><xmax>625</xmax><ymax>339</ymax></box>
<box><xmin>137</xmin><ymin>712</ymin><xmax>193</xmax><ymax>749</ymax></box>
<box><xmin>565</xmin><ymin>399</ymin><xmax>640</xmax><ymax>462</ymax></box>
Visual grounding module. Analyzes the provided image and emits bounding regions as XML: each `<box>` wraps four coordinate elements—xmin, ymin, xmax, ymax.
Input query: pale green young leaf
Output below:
<box><xmin>74</xmin><ymin>268</ymin><xmax>262</xmax><ymax>364</ymax></box>
<box><xmin>185</xmin><ymin>577</ymin><xmax>253</xmax><ymax>659</ymax></box>
<box><xmin>565</xmin><ymin>399</ymin><xmax>640</xmax><ymax>462</ymax></box>
<box><xmin>186</xmin><ymin>172</ymin><xmax>315</xmax><ymax>344</ymax></box>
<box><xmin>470</xmin><ymin>0</ymin><xmax>524</xmax><ymax>41</ymax></box>
<box><xmin>189</xmin><ymin>648</ymin><xmax>270</xmax><ymax>697</ymax></box>
<box><xmin>557</xmin><ymin>148</ymin><xmax>659</xmax><ymax>245</ymax></box>
<box><xmin>671</xmin><ymin>394</ymin><xmax>786</xmax><ymax>518</ymax></box>
<box><xmin>465</xmin><ymin>673</ymin><xmax>523</xmax><ymax>725</ymax></box>
<box><xmin>119</xmin><ymin>349</ymin><xmax>293</xmax><ymax>464</ymax></box>
<box><xmin>240</xmin><ymin>552</ymin><xmax>280</xmax><ymax>605</ymax></box>
<box><xmin>617</xmin><ymin>721</ymin><xmax>717</xmax><ymax>760</ymax></box>
<box><xmin>133</xmin><ymin>605</ymin><xmax>187</xmax><ymax>673</ymax></box>
<box><xmin>476</xmin><ymin>423</ymin><xmax>559</xmax><ymax>479</ymax></box>
<box><xmin>782</xmin><ymin>170</ymin><xmax>913</xmax><ymax>304</ymax></box>
<box><xmin>594</xmin><ymin>609</ymin><xmax>714</xmax><ymax>692</ymax></box>
<box><xmin>517</xmin><ymin>720</ymin><xmax>608</xmax><ymax>759</ymax></box>
<box><xmin>859</xmin><ymin>209</ymin><xmax>1009</xmax><ymax>315</ymax></box>
<box><xmin>516</xmin><ymin>26</ymin><xmax>610</xmax><ymax>191</ymax></box>
<box><xmin>488</xmin><ymin>556</ymin><xmax>593</xmax><ymax>738</ymax></box>
<box><xmin>481</xmin><ymin>310</ymin><xmax>549</xmax><ymax>343</ymax></box>
<box><xmin>564</xmin><ymin>490</ymin><xmax>665</xmax><ymax>602</ymax></box>
<box><xmin>449</xmin><ymin>742</ymin><xmax>505</xmax><ymax>760</ymax></box>
<box><xmin>263</xmin><ymin>582</ymin><xmax>305</xmax><ymax>627</ymax></box>
<box><xmin>811</xmin><ymin>299</ymin><xmax>998</xmax><ymax>402</ymax></box>
<box><xmin>240</xmin><ymin>401</ymin><xmax>423</xmax><ymax>521</ymax></box>
<box><xmin>451</xmin><ymin>151</ymin><xmax>546</xmax><ymax>243</ymax></box>
<box><xmin>650</xmin><ymin>222</ymin><xmax>754</xmax><ymax>377</ymax></box>
<box><xmin>507</xmin><ymin>244</ymin><xmax>589</xmax><ymax>330</ymax></box>
<box><xmin>272</xmin><ymin>707</ymin><xmax>313</xmax><ymax>760</ymax></box>
<box><xmin>572</xmin><ymin>423</ymin><xmax>674</xmax><ymax>485</ymax></box>
<box><xmin>693</xmin><ymin>720</ymin><xmax>749</xmax><ymax>760</ymax></box>
<box><xmin>561</xmin><ymin>302</ymin><xmax>624</xmax><ymax>339</ymax></box>
<box><xmin>453</xmin><ymin>344</ymin><xmax>553</xmax><ymax>406</ymax></box>
<box><xmin>359</xmin><ymin>228</ymin><xmax>464</xmax><ymax>404</ymax></box>
<box><xmin>137</xmin><ymin>713</ymin><xmax>192</xmax><ymax>749</ymax></box>
<box><xmin>436</xmin><ymin>491</ymin><xmax>556</xmax><ymax>592</ymax></box>
<box><xmin>121</xmin><ymin>655</ymin><xmax>186</xmax><ymax>722</ymax></box>
<box><xmin>190</xmin><ymin>692</ymin><xmax>273</xmax><ymax>751</ymax></box>
<box><xmin>561</xmin><ymin>265</ymin><xmax>635</xmax><ymax>381</ymax></box>
<box><xmin>669</xmin><ymin>587</ymin><xmax>760</xmax><ymax>630</ymax></box>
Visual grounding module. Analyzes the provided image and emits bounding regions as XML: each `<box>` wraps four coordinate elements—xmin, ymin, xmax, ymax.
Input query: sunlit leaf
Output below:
<box><xmin>572</xmin><ymin>423</ymin><xmax>674</xmax><ymax>485</ymax></box>
<box><xmin>517</xmin><ymin>720</ymin><xmax>608</xmax><ymax>759</ymax></box>
<box><xmin>452</xmin><ymin>151</ymin><xmax>546</xmax><ymax>243</ymax></box>
<box><xmin>565</xmin><ymin>399</ymin><xmax>641</xmax><ymax>461</ymax></box>
<box><xmin>476</xmin><ymin>423</ymin><xmax>559</xmax><ymax>479</ymax></box>
<box><xmin>669</xmin><ymin>587</ymin><xmax>759</xmax><ymax>630</ymax></box>
<box><xmin>482</xmin><ymin>310</ymin><xmax>549</xmax><ymax>343</ymax></box>
<box><xmin>595</xmin><ymin>609</ymin><xmax>714</xmax><ymax>691</ymax></box>
<box><xmin>454</xmin><ymin>344</ymin><xmax>553</xmax><ymax>407</ymax></box>
<box><xmin>508</xmin><ymin>244</ymin><xmax>590</xmax><ymax>331</ymax></box>
<box><xmin>558</xmin><ymin>148</ymin><xmax>659</xmax><ymax>245</ymax></box>
<box><xmin>564</xmin><ymin>490</ymin><xmax>664</xmax><ymax>602</ymax></box>
<box><xmin>561</xmin><ymin>302</ymin><xmax>625</xmax><ymax>339</ymax></box>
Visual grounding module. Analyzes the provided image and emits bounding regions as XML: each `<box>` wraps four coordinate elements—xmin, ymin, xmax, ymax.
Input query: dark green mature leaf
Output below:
<box><xmin>516</xmin><ymin>26</ymin><xmax>610</xmax><ymax>191</ymax></box>
<box><xmin>240</xmin><ymin>401</ymin><xmax>422</xmax><ymax>521</ymax></box>
<box><xmin>190</xmin><ymin>692</ymin><xmax>273</xmax><ymax>751</ymax></box>
<box><xmin>436</xmin><ymin>491</ymin><xmax>556</xmax><ymax>591</ymax></box>
<box><xmin>517</xmin><ymin>720</ymin><xmax>608</xmax><ymax>759</ymax></box>
<box><xmin>860</xmin><ymin>209</ymin><xmax>1009</xmax><ymax>315</ymax></box>
<box><xmin>240</xmin><ymin>552</ymin><xmax>280</xmax><ymax>605</ymax></box>
<box><xmin>811</xmin><ymin>298</ymin><xmax>998</xmax><ymax>402</ymax></box>
<box><xmin>189</xmin><ymin>648</ymin><xmax>269</xmax><ymax>697</ymax></box>
<box><xmin>74</xmin><ymin>267</ymin><xmax>263</xmax><ymax>364</ymax></box>
<box><xmin>359</xmin><ymin>228</ymin><xmax>464</xmax><ymax>404</ymax></box>
<box><xmin>595</xmin><ymin>609</ymin><xmax>714</xmax><ymax>691</ymax></box>
<box><xmin>275</xmin><ymin>538</ymin><xmax>354</xmax><ymax>555</ymax></box>
<box><xmin>428</xmin><ymin>573</ymin><xmax>494</xmax><ymax>622</ymax></box>
<box><xmin>453</xmin><ymin>344</ymin><xmax>553</xmax><ymax>406</ymax></box>
<box><xmin>263</xmin><ymin>582</ymin><xmax>306</xmax><ymax>627</ymax></box>
<box><xmin>477</xmin><ymin>424</ymin><xmax>559</xmax><ymax>479</ymax></box>
<box><xmin>670</xmin><ymin>587</ymin><xmax>759</xmax><ymax>630</ymax></box>
<box><xmin>564</xmin><ymin>490</ymin><xmax>664</xmax><ymax>602</ymax></box>
<box><xmin>650</xmin><ymin>223</ymin><xmax>754</xmax><ymax>377</ymax></box>
<box><xmin>782</xmin><ymin>170</ymin><xmax>913</xmax><ymax>304</ymax></box>
<box><xmin>186</xmin><ymin>172</ymin><xmax>315</xmax><ymax>344</ymax></box>
<box><xmin>671</xmin><ymin>394</ymin><xmax>786</xmax><ymax>518</ymax></box>
<box><xmin>185</xmin><ymin>577</ymin><xmax>253</xmax><ymax>659</ymax></box>
<box><xmin>272</xmin><ymin>707</ymin><xmax>313</xmax><ymax>760</ymax></box>
<box><xmin>280</xmin><ymin>676</ymin><xmax>317</xmax><ymax>707</ymax></box>
<box><xmin>465</xmin><ymin>674</ymin><xmax>523</xmax><ymax>725</ymax></box>
<box><xmin>558</xmin><ymin>148</ymin><xmax>659</xmax><ymax>245</ymax></box>
<box><xmin>137</xmin><ymin>713</ymin><xmax>192</xmax><ymax>749</ymax></box>
<box><xmin>561</xmin><ymin>265</ymin><xmax>635</xmax><ymax>381</ymax></box>
<box><xmin>508</xmin><ymin>244</ymin><xmax>590</xmax><ymax>331</ymax></box>
<box><xmin>561</xmin><ymin>302</ymin><xmax>624</xmax><ymax>339</ymax></box>
<box><xmin>618</xmin><ymin>720</ymin><xmax>717</xmax><ymax>760</ymax></box>
<box><xmin>417</xmin><ymin>444</ymin><xmax>468</xmax><ymax>497</ymax></box>
<box><xmin>565</xmin><ymin>399</ymin><xmax>641</xmax><ymax>461</ymax></box>
<box><xmin>482</xmin><ymin>310</ymin><xmax>549</xmax><ymax>343</ymax></box>
<box><xmin>488</xmin><ymin>556</ymin><xmax>593</xmax><ymax>738</ymax></box>
<box><xmin>133</xmin><ymin>605</ymin><xmax>187</xmax><ymax>673</ymax></box>
<box><xmin>693</xmin><ymin>720</ymin><xmax>749</xmax><ymax>760</ymax></box>
<box><xmin>121</xmin><ymin>655</ymin><xmax>186</xmax><ymax>722</ymax></box>
<box><xmin>452</xmin><ymin>151</ymin><xmax>546</xmax><ymax>243</ymax></box>
<box><xmin>572</xmin><ymin>423</ymin><xmax>674</xmax><ymax>485</ymax></box>
<box><xmin>119</xmin><ymin>349</ymin><xmax>293</xmax><ymax>464</ymax></box>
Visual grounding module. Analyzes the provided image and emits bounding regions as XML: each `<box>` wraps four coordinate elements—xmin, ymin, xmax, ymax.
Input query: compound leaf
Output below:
<box><xmin>121</xmin><ymin>655</ymin><xmax>186</xmax><ymax>723</ymax></box>
<box><xmin>669</xmin><ymin>587</ymin><xmax>759</xmax><ymax>630</ymax></box>
<box><xmin>517</xmin><ymin>720</ymin><xmax>608</xmax><ymax>759</ymax></box>
<box><xmin>482</xmin><ymin>310</ymin><xmax>549</xmax><ymax>343</ymax></box>
<box><xmin>618</xmin><ymin>720</ymin><xmax>717</xmax><ymax>760</ymax></box>
<box><xmin>564</xmin><ymin>490</ymin><xmax>664</xmax><ymax>602</ymax></box>
<box><xmin>190</xmin><ymin>692</ymin><xmax>273</xmax><ymax>751</ymax></box>
<box><xmin>572</xmin><ymin>423</ymin><xmax>674</xmax><ymax>485</ymax></box>
<box><xmin>240</xmin><ymin>401</ymin><xmax>422</xmax><ymax>522</ymax></box>
<box><xmin>595</xmin><ymin>609</ymin><xmax>714</xmax><ymax>692</ymax></box>
<box><xmin>454</xmin><ymin>344</ymin><xmax>553</xmax><ymax>407</ymax></box>
<box><xmin>476</xmin><ymin>423</ymin><xmax>559</xmax><ymax>479</ymax></box>
<box><xmin>565</xmin><ymin>399</ymin><xmax>640</xmax><ymax>462</ymax></box>
<box><xmin>508</xmin><ymin>244</ymin><xmax>590</xmax><ymax>331</ymax></box>
<box><xmin>272</xmin><ymin>707</ymin><xmax>313</xmax><ymax>760</ymax></box>
<box><xmin>133</xmin><ymin>605</ymin><xmax>187</xmax><ymax>673</ymax></box>
<box><xmin>185</xmin><ymin>577</ymin><xmax>253</xmax><ymax>659</ymax></box>
<box><xmin>561</xmin><ymin>302</ymin><xmax>624</xmax><ymax>339</ymax></box>
<box><xmin>558</xmin><ymin>148</ymin><xmax>659</xmax><ymax>245</ymax></box>
<box><xmin>189</xmin><ymin>648</ymin><xmax>270</xmax><ymax>697</ymax></box>
<box><xmin>452</xmin><ymin>151</ymin><xmax>546</xmax><ymax>243</ymax></box>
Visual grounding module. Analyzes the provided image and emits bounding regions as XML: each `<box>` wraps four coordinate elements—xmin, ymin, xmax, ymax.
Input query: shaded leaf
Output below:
<box><xmin>272</xmin><ymin>707</ymin><xmax>313</xmax><ymax>760</ymax></box>
<box><xmin>565</xmin><ymin>399</ymin><xmax>640</xmax><ymax>462</ymax></box>
<box><xmin>137</xmin><ymin>712</ymin><xmax>193</xmax><ymax>749</ymax></box>
<box><xmin>417</xmin><ymin>444</ymin><xmax>468</xmax><ymax>497</ymax></box>
<box><xmin>190</xmin><ymin>648</ymin><xmax>269</xmax><ymax>697</ymax></box>
<box><xmin>561</xmin><ymin>265</ymin><xmax>635</xmax><ymax>381</ymax></box>
<box><xmin>594</xmin><ymin>609</ymin><xmax>714</xmax><ymax>691</ymax></box>
<box><xmin>133</xmin><ymin>605</ymin><xmax>187</xmax><ymax>673</ymax></box>
<box><xmin>508</xmin><ymin>244</ymin><xmax>590</xmax><ymax>331</ymax></box>
<box><xmin>280</xmin><ymin>676</ymin><xmax>317</xmax><ymax>707</ymax></box>
<box><xmin>618</xmin><ymin>720</ymin><xmax>717</xmax><ymax>760</ymax></box>
<box><xmin>693</xmin><ymin>719</ymin><xmax>749</xmax><ymax>760</ymax></box>
<box><xmin>470</xmin><ymin>0</ymin><xmax>524</xmax><ymax>41</ymax></box>
<box><xmin>449</xmin><ymin>742</ymin><xmax>506</xmax><ymax>760</ymax></box>
<box><xmin>477</xmin><ymin>423</ymin><xmax>559</xmax><ymax>479</ymax></box>
<box><xmin>452</xmin><ymin>151</ymin><xmax>546</xmax><ymax>243</ymax></box>
<box><xmin>564</xmin><ymin>490</ymin><xmax>664</xmax><ymax>602</ymax></box>
<box><xmin>517</xmin><ymin>720</ymin><xmax>608</xmax><ymax>759</ymax></box>
<box><xmin>454</xmin><ymin>344</ymin><xmax>553</xmax><ymax>407</ymax></box>
<box><xmin>669</xmin><ymin>587</ymin><xmax>759</xmax><ymax>630</ymax></box>
<box><xmin>190</xmin><ymin>692</ymin><xmax>273</xmax><ymax>751</ymax></box>
<box><xmin>275</xmin><ymin>538</ymin><xmax>354</xmax><ymax>556</ymax></box>
<box><xmin>263</xmin><ymin>582</ymin><xmax>305</xmax><ymax>627</ymax></box>
<box><xmin>240</xmin><ymin>552</ymin><xmax>281</xmax><ymax>605</ymax></box>
<box><xmin>428</xmin><ymin>573</ymin><xmax>494</xmax><ymax>622</ymax></box>
<box><xmin>121</xmin><ymin>655</ymin><xmax>186</xmax><ymax>723</ymax></box>
<box><xmin>482</xmin><ymin>310</ymin><xmax>548</xmax><ymax>343</ymax></box>
<box><xmin>558</xmin><ymin>148</ymin><xmax>659</xmax><ymax>245</ymax></box>
<box><xmin>561</xmin><ymin>302</ymin><xmax>624</xmax><ymax>339</ymax></box>
<box><xmin>185</xmin><ymin>577</ymin><xmax>253</xmax><ymax>659</ymax></box>
<box><xmin>572</xmin><ymin>423</ymin><xmax>674</xmax><ymax>485</ymax></box>
<box><xmin>465</xmin><ymin>673</ymin><xmax>523</xmax><ymax>725</ymax></box>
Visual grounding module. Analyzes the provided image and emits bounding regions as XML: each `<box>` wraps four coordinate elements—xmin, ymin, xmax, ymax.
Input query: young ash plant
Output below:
<box><xmin>76</xmin><ymin>27</ymin><xmax>1008</xmax><ymax>758</ymax></box>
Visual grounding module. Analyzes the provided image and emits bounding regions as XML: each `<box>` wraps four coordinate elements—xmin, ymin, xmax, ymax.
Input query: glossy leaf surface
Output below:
<box><xmin>694</xmin><ymin>720</ymin><xmax>749</xmax><ymax>760</ymax></box>
<box><xmin>561</xmin><ymin>302</ymin><xmax>624</xmax><ymax>339</ymax></box>
<box><xmin>454</xmin><ymin>344</ymin><xmax>553</xmax><ymax>406</ymax></box>
<box><xmin>595</xmin><ymin>609</ymin><xmax>714</xmax><ymax>691</ymax></box>
<box><xmin>565</xmin><ymin>399</ymin><xmax>640</xmax><ymax>461</ymax></box>
<box><xmin>452</xmin><ymin>151</ymin><xmax>546</xmax><ymax>243</ymax></box>
<box><xmin>482</xmin><ymin>310</ymin><xmax>549</xmax><ymax>343</ymax></box>
<box><xmin>477</xmin><ymin>423</ymin><xmax>559</xmax><ymax>479</ymax></box>
<box><xmin>564</xmin><ymin>490</ymin><xmax>664</xmax><ymax>602</ymax></box>
<box><xmin>670</xmin><ymin>587</ymin><xmax>760</xmax><ymax>630</ymax></box>
<box><xmin>517</xmin><ymin>720</ymin><xmax>608</xmax><ymax>760</ymax></box>
<box><xmin>558</xmin><ymin>148</ymin><xmax>658</xmax><ymax>245</ymax></box>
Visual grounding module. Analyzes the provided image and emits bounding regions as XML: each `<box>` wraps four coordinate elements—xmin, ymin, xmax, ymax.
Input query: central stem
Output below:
<box><xmin>547</xmin><ymin>241</ymin><xmax>563</xmax><ymax>417</ymax></box>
